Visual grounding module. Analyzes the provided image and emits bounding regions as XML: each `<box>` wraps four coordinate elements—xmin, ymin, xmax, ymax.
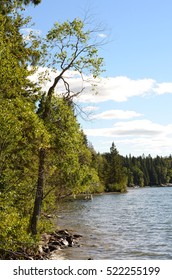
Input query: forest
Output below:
<box><xmin>88</xmin><ymin>142</ymin><xmax>172</xmax><ymax>191</ymax></box>
<box><xmin>0</xmin><ymin>0</ymin><xmax>172</xmax><ymax>259</ymax></box>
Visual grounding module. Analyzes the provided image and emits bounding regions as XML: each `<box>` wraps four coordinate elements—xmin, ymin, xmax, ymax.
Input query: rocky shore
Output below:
<box><xmin>0</xmin><ymin>229</ymin><xmax>82</xmax><ymax>260</ymax></box>
<box><xmin>39</xmin><ymin>229</ymin><xmax>82</xmax><ymax>260</ymax></box>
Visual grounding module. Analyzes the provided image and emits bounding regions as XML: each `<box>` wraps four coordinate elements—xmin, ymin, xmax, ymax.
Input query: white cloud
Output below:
<box><xmin>85</xmin><ymin>120</ymin><xmax>172</xmax><ymax>156</ymax></box>
<box><xmin>30</xmin><ymin>68</ymin><xmax>172</xmax><ymax>103</ymax></box>
<box><xmin>114</xmin><ymin>136</ymin><xmax>172</xmax><ymax>156</ymax></box>
<box><xmin>84</xmin><ymin>119</ymin><xmax>172</xmax><ymax>138</ymax></box>
<box><xmin>29</xmin><ymin>68</ymin><xmax>172</xmax><ymax>156</ymax></box>
<box><xmin>154</xmin><ymin>82</ymin><xmax>172</xmax><ymax>95</ymax></box>
<box><xmin>21</xmin><ymin>28</ymin><xmax>41</xmax><ymax>35</ymax></box>
<box><xmin>78</xmin><ymin>76</ymin><xmax>156</xmax><ymax>103</ymax></box>
<box><xmin>29</xmin><ymin>67</ymin><xmax>90</xmax><ymax>95</ymax></box>
<box><xmin>98</xmin><ymin>33</ymin><xmax>108</xmax><ymax>38</ymax></box>
<box><xmin>21</xmin><ymin>28</ymin><xmax>41</xmax><ymax>42</ymax></box>
<box><xmin>92</xmin><ymin>109</ymin><xmax>143</xmax><ymax>120</ymax></box>
<box><xmin>83</xmin><ymin>106</ymin><xmax>99</xmax><ymax>112</ymax></box>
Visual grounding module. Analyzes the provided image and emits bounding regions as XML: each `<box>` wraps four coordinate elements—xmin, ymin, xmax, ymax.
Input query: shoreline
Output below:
<box><xmin>38</xmin><ymin>229</ymin><xmax>83</xmax><ymax>260</ymax></box>
<box><xmin>0</xmin><ymin>229</ymin><xmax>82</xmax><ymax>260</ymax></box>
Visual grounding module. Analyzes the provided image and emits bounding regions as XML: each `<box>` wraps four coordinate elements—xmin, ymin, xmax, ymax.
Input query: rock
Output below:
<box><xmin>38</xmin><ymin>229</ymin><xmax>82</xmax><ymax>259</ymax></box>
<box><xmin>50</xmin><ymin>240</ymin><xmax>61</xmax><ymax>246</ymax></box>
<box><xmin>73</xmin><ymin>234</ymin><xmax>82</xmax><ymax>238</ymax></box>
<box><xmin>38</xmin><ymin>245</ymin><xmax>43</xmax><ymax>254</ymax></box>
<box><xmin>41</xmin><ymin>233</ymin><xmax>50</xmax><ymax>244</ymax></box>
<box><xmin>66</xmin><ymin>236</ymin><xmax>73</xmax><ymax>247</ymax></box>
<box><xmin>61</xmin><ymin>239</ymin><xmax>69</xmax><ymax>246</ymax></box>
<box><xmin>44</xmin><ymin>214</ymin><xmax>53</xmax><ymax>218</ymax></box>
<box><xmin>1</xmin><ymin>228</ymin><xmax>82</xmax><ymax>260</ymax></box>
<box><xmin>56</xmin><ymin>230</ymin><xmax>70</xmax><ymax>236</ymax></box>
<box><xmin>42</xmin><ymin>246</ymin><xmax>50</xmax><ymax>254</ymax></box>
<box><xmin>48</xmin><ymin>243</ymin><xmax>60</xmax><ymax>252</ymax></box>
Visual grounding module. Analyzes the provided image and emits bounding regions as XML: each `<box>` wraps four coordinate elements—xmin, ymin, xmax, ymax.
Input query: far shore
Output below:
<box><xmin>66</xmin><ymin>184</ymin><xmax>172</xmax><ymax>201</ymax></box>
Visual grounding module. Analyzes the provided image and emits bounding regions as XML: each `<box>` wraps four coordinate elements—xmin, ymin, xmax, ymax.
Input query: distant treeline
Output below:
<box><xmin>123</xmin><ymin>153</ymin><xmax>172</xmax><ymax>187</ymax></box>
<box><xmin>88</xmin><ymin>142</ymin><xmax>172</xmax><ymax>193</ymax></box>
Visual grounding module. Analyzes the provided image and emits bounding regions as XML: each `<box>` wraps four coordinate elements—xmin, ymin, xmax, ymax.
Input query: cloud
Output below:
<box><xmin>29</xmin><ymin>67</ymin><xmax>89</xmax><ymax>94</ymax></box>
<box><xmin>83</xmin><ymin>106</ymin><xmax>99</xmax><ymax>112</ymax></box>
<box><xmin>98</xmin><ymin>33</ymin><xmax>108</xmax><ymax>38</ymax></box>
<box><xmin>78</xmin><ymin>76</ymin><xmax>156</xmax><ymax>103</ymax></box>
<box><xmin>84</xmin><ymin>119</ymin><xmax>172</xmax><ymax>138</ymax></box>
<box><xmin>30</xmin><ymin>68</ymin><xmax>172</xmax><ymax>106</ymax></box>
<box><xmin>78</xmin><ymin>76</ymin><xmax>172</xmax><ymax>103</ymax></box>
<box><xmin>29</xmin><ymin>68</ymin><xmax>172</xmax><ymax>156</ymax></box>
<box><xmin>84</xmin><ymin>120</ymin><xmax>172</xmax><ymax>156</ymax></box>
<box><xmin>154</xmin><ymin>82</ymin><xmax>172</xmax><ymax>95</ymax></box>
<box><xmin>92</xmin><ymin>109</ymin><xmax>143</xmax><ymax>120</ymax></box>
<box><xmin>101</xmin><ymin>136</ymin><xmax>172</xmax><ymax>156</ymax></box>
<box><xmin>21</xmin><ymin>28</ymin><xmax>41</xmax><ymax>42</ymax></box>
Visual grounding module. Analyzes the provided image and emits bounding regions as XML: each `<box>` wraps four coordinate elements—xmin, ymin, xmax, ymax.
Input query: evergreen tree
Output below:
<box><xmin>0</xmin><ymin>0</ymin><xmax>48</xmax><ymax>257</ymax></box>
<box><xmin>103</xmin><ymin>142</ymin><xmax>127</xmax><ymax>192</ymax></box>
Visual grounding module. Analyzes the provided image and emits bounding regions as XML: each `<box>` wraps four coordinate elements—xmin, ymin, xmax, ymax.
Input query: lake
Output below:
<box><xmin>55</xmin><ymin>187</ymin><xmax>172</xmax><ymax>259</ymax></box>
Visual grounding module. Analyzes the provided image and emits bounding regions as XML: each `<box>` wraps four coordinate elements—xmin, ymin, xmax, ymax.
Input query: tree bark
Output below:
<box><xmin>30</xmin><ymin>81</ymin><xmax>55</xmax><ymax>235</ymax></box>
<box><xmin>30</xmin><ymin>148</ymin><xmax>45</xmax><ymax>235</ymax></box>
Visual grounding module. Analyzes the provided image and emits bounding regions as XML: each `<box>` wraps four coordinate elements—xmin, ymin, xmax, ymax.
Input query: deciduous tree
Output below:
<box><xmin>30</xmin><ymin>18</ymin><xmax>104</xmax><ymax>235</ymax></box>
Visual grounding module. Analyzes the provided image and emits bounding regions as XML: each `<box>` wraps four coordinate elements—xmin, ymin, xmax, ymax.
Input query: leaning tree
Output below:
<box><xmin>30</xmin><ymin>18</ymin><xmax>105</xmax><ymax>235</ymax></box>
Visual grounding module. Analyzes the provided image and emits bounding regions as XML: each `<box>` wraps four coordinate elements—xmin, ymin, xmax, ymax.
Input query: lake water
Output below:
<box><xmin>56</xmin><ymin>187</ymin><xmax>172</xmax><ymax>260</ymax></box>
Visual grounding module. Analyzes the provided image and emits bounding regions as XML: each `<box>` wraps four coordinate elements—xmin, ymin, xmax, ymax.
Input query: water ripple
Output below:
<box><xmin>56</xmin><ymin>187</ymin><xmax>172</xmax><ymax>259</ymax></box>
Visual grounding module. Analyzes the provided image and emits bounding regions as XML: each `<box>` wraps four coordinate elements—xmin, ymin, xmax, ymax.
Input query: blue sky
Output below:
<box><xmin>24</xmin><ymin>0</ymin><xmax>172</xmax><ymax>157</ymax></box>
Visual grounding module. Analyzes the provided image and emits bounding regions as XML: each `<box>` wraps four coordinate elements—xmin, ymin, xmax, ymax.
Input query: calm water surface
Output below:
<box><xmin>56</xmin><ymin>187</ymin><xmax>172</xmax><ymax>259</ymax></box>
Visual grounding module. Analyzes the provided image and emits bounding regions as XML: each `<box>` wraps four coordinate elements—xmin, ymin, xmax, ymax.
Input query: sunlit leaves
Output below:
<box><xmin>0</xmin><ymin>0</ymin><xmax>41</xmax><ymax>15</ymax></box>
<box><xmin>0</xmin><ymin>11</ymin><xmax>41</xmax><ymax>100</ymax></box>
<box><xmin>41</xmin><ymin>98</ymin><xmax>101</xmax><ymax>198</ymax></box>
<box><xmin>0</xmin><ymin>97</ymin><xmax>49</xmax><ymax>192</ymax></box>
<box><xmin>0</xmin><ymin>1</ymin><xmax>105</xmax><ymax>253</ymax></box>
<box><xmin>43</xmin><ymin>18</ymin><xmax>104</xmax><ymax>83</ymax></box>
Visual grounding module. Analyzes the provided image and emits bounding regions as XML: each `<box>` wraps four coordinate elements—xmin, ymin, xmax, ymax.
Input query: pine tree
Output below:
<box><xmin>103</xmin><ymin>143</ymin><xmax>127</xmax><ymax>192</ymax></box>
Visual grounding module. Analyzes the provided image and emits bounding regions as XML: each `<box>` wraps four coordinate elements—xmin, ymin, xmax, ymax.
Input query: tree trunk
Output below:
<box><xmin>30</xmin><ymin>75</ymin><xmax>60</xmax><ymax>235</ymax></box>
<box><xmin>30</xmin><ymin>148</ymin><xmax>45</xmax><ymax>235</ymax></box>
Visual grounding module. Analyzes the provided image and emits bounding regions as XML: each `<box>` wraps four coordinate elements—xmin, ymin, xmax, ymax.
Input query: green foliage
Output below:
<box><xmin>0</xmin><ymin>0</ymin><xmax>41</xmax><ymax>15</ymax></box>
<box><xmin>123</xmin><ymin>154</ymin><xmax>172</xmax><ymax>187</ymax></box>
<box><xmin>0</xmin><ymin>11</ymin><xmax>40</xmax><ymax>101</ymax></box>
<box><xmin>0</xmin><ymin>0</ymin><xmax>104</xmax><ymax>256</ymax></box>
<box><xmin>2</xmin><ymin>0</ymin><xmax>172</xmax><ymax>255</ymax></box>
<box><xmin>42</xmin><ymin>18</ymin><xmax>104</xmax><ymax>80</ymax></box>
<box><xmin>30</xmin><ymin>16</ymin><xmax>105</xmax><ymax>235</ymax></box>
<box><xmin>0</xmin><ymin>96</ymin><xmax>49</xmax><ymax>254</ymax></box>
<box><xmin>21</xmin><ymin>0</ymin><xmax>41</xmax><ymax>5</ymax></box>
<box><xmin>0</xmin><ymin>1</ymin><xmax>48</xmax><ymax>254</ymax></box>
<box><xmin>102</xmin><ymin>143</ymin><xmax>127</xmax><ymax>193</ymax></box>
<box><xmin>0</xmin><ymin>98</ymin><xmax>49</xmax><ymax>191</ymax></box>
<box><xmin>0</xmin><ymin>203</ymin><xmax>35</xmax><ymax>253</ymax></box>
<box><xmin>40</xmin><ymin>98</ymin><xmax>103</xmax><ymax>199</ymax></box>
<box><xmin>107</xmin><ymin>182</ymin><xmax>127</xmax><ymax>193</ymax></box>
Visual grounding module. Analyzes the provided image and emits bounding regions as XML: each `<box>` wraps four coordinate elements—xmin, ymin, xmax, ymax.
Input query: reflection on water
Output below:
<box><xmin>56</xmin><ymin>187</ymin><xmax>172</xmax><ymax>259</ymax></box>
